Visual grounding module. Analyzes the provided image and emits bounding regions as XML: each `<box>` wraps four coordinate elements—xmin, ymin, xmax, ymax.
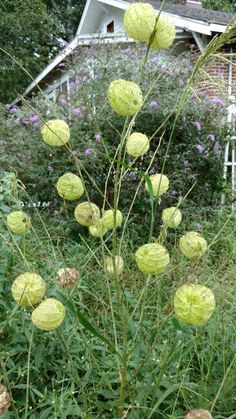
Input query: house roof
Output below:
<box><xmin>10</xmin><ymin>0</ymin><xmax>235</xmax><ymax>106</ymax></box>
<box><xmin>150</xmin><ymin>2</ymin><xmax>234</xmax><ymax>26</ymax></box>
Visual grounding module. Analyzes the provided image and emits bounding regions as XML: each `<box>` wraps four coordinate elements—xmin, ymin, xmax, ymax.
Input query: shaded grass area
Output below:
<box><xmin>0</xmin><ymin>208</ymin><xmax>236</xmax><ymax>418</ymax></box>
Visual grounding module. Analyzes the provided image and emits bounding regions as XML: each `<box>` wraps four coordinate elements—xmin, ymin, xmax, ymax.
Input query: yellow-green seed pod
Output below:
<box><xmin>174</xmin><ymin>284</ymin><xmax>215</xmax><ymax>327</ymax></box>
<box><xmin>56</xmin><ymin>173</ymin><xmax>84</xmax><ymax>201</ymax></box>
<box><xmin>162</xmin><ymin>207</ymin><xmax>182</xmax><ymax>229</ymax></box>
<box><xmin>89</xmin><ymin>219</ymin><xmax>108</xmax><ymax>238</ymax></box>
<box><xmin>145</xmin><ymin>173</ymin><xmax>169</xmax><ymax>197</ymax></box>
<box><xmin>102</xmin><ymin>209</ymin><xmax>123</xmax><ymax>229</ymax></box>
<box><xmin>135</xmin><ymin>243</ymin><xmax>170</xmax><ymax>275</ymax></box>
<box><xmin>41</xmin><ymin>119</ymin><xmax>70</xmax><ymax>147</ymax></box>
<box><xmin>57</xmin><ymin>268</ymin><xmax>79</xmax><ymax>288</ymax></box>
<box><xmin>31</xmin><ymin>298</ymin><xmax>65</xmax><ymax>331</ymax></box>
<box><xmin>151</xmin><ymin>16</ymin><xmax>175</xmax><ymax>50</ymax></box>
<box><xmin>104</xmin><ymin>256</ymin><xmax>124</xmax><ymax>278</ymax></box>
<box><xmin>0</xmin><ymin>384</ymin><xmax>11</xmax><ymax>416</ymax></box>
<box><xmin>12</xmin><ymin>272</ymin><xmax>46</xmax><ymax>307</ymax></box>
<box><xmin>74</xmin><ymin>202</ymin><xmax>100</xmax><ymax>226</ymax></box>
<box><xmin>179</xmin><ymin>232</ymin><xmax>207</xmax><ymax>259</ymax></box>
<box><xmin>124</xmin><ymin>3</ymin><xmax>156</xmax><ymax>42</ymax></box>
<box><xmin>185</xmin><ymin>409</ymin><xmax>212</xmax><ymax>419</ymax></box>
<box><xmin>7</xmin><ymin>211</ymin><xmax>31</xmax><ymax>235</ymax></box>
<box><xmin>126</xmin><ymin>132</ymin><xmax>149</xmax><ymax>158</ymax></box>
<box><xmin>108</xmin><ymin>79</ymin><xmax>143</xmax><ymax>116</ymax></box>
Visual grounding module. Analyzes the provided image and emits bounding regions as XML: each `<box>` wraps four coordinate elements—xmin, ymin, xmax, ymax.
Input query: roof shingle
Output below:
<box><xmin>133</xmin><ymin>1</ymin><xmax>235</xmax><ymax>25</ymax></box>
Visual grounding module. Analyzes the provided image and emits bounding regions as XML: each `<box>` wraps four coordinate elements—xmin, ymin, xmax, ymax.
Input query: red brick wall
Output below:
<box><xmin>189</xmin><ymin>42</ymin><xmax>236</xmax><ymax>98</ymax></box>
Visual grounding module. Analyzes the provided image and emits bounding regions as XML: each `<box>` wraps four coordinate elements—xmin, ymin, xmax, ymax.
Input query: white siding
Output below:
<box><xmin>97</xmin><ymin>6</ymin><xmax>124</xmax><ymax>34</ymax></box>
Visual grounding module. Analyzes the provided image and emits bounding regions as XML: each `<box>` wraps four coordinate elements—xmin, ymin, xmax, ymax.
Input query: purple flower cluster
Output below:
<box><xmin>195</xmin><ymin>144</ymin><xmax>205</xmax><ymax>154</ymax></box>
<box><xmin>193</xmin><ymin>121</ymin><xmax>201</xmax><ymax>132</ymax></box>
<box><xmin>150</xmin><ymin>100</ymin><xmax>158</xmax><ymax>109</ymax></box>
<box><xmin>212</xmin><ymin>97</ymin><xmax>225</xmax><ymax>107</ymax></box>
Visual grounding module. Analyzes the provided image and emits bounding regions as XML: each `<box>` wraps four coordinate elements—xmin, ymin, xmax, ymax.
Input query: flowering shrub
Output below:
<box><xmin>0</xmin><ymin>42</ymin><xmax>227</xmax><ymax>215</ymax></box>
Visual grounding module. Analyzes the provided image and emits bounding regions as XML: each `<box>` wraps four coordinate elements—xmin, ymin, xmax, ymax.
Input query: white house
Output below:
<box><xmin>10</xmin><ymin>0</ymin><xmax>235</xmax><ymax>106</ymax></box>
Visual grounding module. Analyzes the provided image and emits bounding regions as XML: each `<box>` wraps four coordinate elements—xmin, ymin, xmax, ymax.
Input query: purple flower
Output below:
<box><xmin>212</xmin><ymin>97</ymin><xmax>225</xmax><ymax>107</ymax></box>
<box><xmin>195</xmin><ymin>144</ymin><xmax>205</xmax><ymax>154</ymax></box>
<box><xmin>215</xmin><ymin>143</ymin><xmax>222</xmax><ymax>153</ymax></box>
<box><xmin>208</xmin><ymin>134</ymin><xmax>215</xmax><ymax>142</ymax></box>
<box><xmin>193</xmin><ymin>121</ymin><xmax>201</xmax><ymax>132</ymax></box>
<box><xmin>47</xmin><ymin>165</ymin><xmax>53</xmax><ymax>173</ymax></box>
<box><xmin>10</xmin><ymin>107</ymin><xmax>18</xmax><ymax>114</ymax></box>
<box><xmin>150</xmin><ymin>100</ymin><xmax>158</xmax><ymax>109</ymax></box>
<box><xmin>72</xmin><ymin>108</ymin><xmax>81</xmax><ymax>117</ymax></box>
<box><xmin>59</xmin><ymin>98</ymin><xmax>67</xmax><ymax>106</ymax></box>
<box><xmin>195</xmin><ymin>223</ymin><xmax>202</xmax><ymax>231</ymax></box>
<box><xmin>183</xmin><ymin>159</ymin><xmax>189</xmax><ymax>167</ymax></box>
<box><xmin>5</xmin><ymin>104</ymin><xmax>11</xmax><ymax>109</ymax></box>
<box><xmin>84</xmin><ymin>148</ymin><xmax>92</xmax><ymax>156</ymax></box>
<box><xmin>95</xmin><ymin>133</ymin><xmax>101</xmax><ymax>141</ymax></box>
<box><xmin>29</xmin><ymin>115</ymin><xmax>39</xmax><ymax>123</ymax></box>
<box><xmin>69</xmin><ymin>82</ymin><xmax>76</xmax><ymax>91</ymax></box>
<box><xmin>152</xmin><ymin>55</ymin><xmax>158</xmax><ymax>64</ymax></box>
<box><xmin>129</xmin><ymin>171</ymin><xmax>137</xmax><ymax>178</ymax></box>
<box><xmin>93</xmin><ymin>74</ymin><xmax>99</xmax><ymax>81</ymax></box>
<box><xmin>232</xmin><ymin>113</ymin><xmax>236</xmax><ymax>119</ymax></box>
<box><xmin>82</xmin><ymin>76</ymin><xmax>89</xmax><ymax>83</ymax></box>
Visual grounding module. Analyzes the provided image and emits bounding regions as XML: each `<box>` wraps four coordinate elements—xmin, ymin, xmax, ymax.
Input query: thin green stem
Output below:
<box><xmin>25</xmin><ymin>327</ymin><xmax>34</xmax><ymax>419</ymax></box>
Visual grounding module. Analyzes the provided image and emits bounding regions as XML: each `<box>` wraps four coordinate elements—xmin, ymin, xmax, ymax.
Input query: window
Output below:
<box><xmin>106</xmin><ymin>20</ymin><xmax>114</xmax><ymax>33</ymax></box>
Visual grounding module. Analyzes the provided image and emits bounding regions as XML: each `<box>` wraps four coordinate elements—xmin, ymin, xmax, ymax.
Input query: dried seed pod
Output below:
<box><xmin>89</xmin><ymin>219</ymin><xmax>108</xmax><ymax>238</ymax></box>
<box><xmin>179</xmin><ymin>232</ymin><xmax>207</xmax><ymax>259</ymax></box>
<box><xmin>31</xmin><ymin>298</ymin><xmax>65</xmax><ymax>331</ymax></box>
<box><xmin>126</xmin><ymin>132</ymin><xmax>149</xmax><ymax>158</ymax></box>
<box><xmin>151</xmin><ymin>15</ymin><xmax>175</xmax><ymax>50</ymax></box>
<box><xmin>74</xmin><ymin>202</ymin><xmax>100</xmax><ymax>226</ymax></box>
<box><xmin>104</xmin><ymin>256</ymin><xmax>124</xmax><ymax>278</ymax></box>
<box><xmin>0</xmin><ymin>384</ymin><xmax>10</xmax><ymax>415</ymax></box>
<box><xmin>57</xmin><ymin>268</ymin><xmax>79</xmax><ymax>288</ymax></box>
<box><xmin>102</xmin><ymin>209</ymin><xmax>123</xmax><ymax>229</ymax></box>
<box><xmin>185</xmin><ymin>409</ymin><xmax>212</xmax><ymax>419</ymax></box>
<box><xmin>108</xmin><ymin>79</ymin><xmax>143</xmax><ymax>116</ymax></box>
<box><xmin>7</xmin><ymin>211</ymin><xmax>31</xmax><ymax>235</ymax></box>
<box><xmin>162</xmin><ymin>207</ymin><xmax>182</xmax><ymax>229</ymax></box>
<box><xmin>135</xmin><ymin>243</ymin><xmax>170</xmax><ymax>275</ymax></box>
<box><xmin>41</xmin><ymin>119</ymin><xmax>70</xmax><ymax>147</ymax></box>
<box><xmin>174</xmin><ymin>284</ymin><xmax>216</xmax><ymax>326</ymax></box>
<box><xmin>124</xmin><ymin>3</ymin><xmax>156</xmax><ymax>42</ymax></box>
<box><xmin>56</xmin><ymin>173</ymin><xmax>84</xmax><ymax>201</ymax></box>
<box><xmin>12</xmin><ymin>272</ymin><xmax>46</xmax><ymax>307</ymax></box>
<box><xmin>145</xmin><ymin>173</ymin><xmax>169</xmax><ymax>197</ymax></box>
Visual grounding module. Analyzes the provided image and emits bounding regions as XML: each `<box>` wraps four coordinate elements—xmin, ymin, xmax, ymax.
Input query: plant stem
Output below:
<box><xmin>25</xmin><ymin>327</ymin><xmax>34</xmax><ymax>419</ymax></box>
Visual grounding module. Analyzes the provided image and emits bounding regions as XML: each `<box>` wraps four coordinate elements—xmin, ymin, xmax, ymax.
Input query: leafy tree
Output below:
<box><xmin>0</xmin><ymin>0</ymin><xmax>86</xmax><ymax>104</ymax></box>
<box><xmin>203</xmin><ymin>0</ymin><xmax>236</xmax><ymax>12</ymax></box>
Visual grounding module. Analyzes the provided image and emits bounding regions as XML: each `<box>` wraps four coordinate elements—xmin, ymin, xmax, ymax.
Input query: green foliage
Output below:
<box><xmin>0</xmin><ymin>0</ymin><xmax>86</xmax><ymax>104</ymax></box>
<box><xmin>202</xmin><ymin>0</ymin><xmax>236</xmax><ymax>12</ymax></box>
<box><xmin>0</xmin><ymin>44</ymin><xmax>227</xmax><ymax>227</ymax></box>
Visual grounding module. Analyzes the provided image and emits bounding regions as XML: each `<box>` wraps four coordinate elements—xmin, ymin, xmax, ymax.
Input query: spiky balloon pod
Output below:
<box><xmin>41</xmin><ymin>119</ymin><xmax>70</xmax><ymax>147</ymax></box>
<box><xmin>126</xmin><ymin>132</ymin><xmax>149</xmax><ymax>158</ymax></box>
<box><xmin>57</xmin><ymin>268</ymin><xmax>79</xmax><ymax>288</ymax></box>
<box><xmin>56</xmin><ymin>173</ymin><xmax>84</xmax><ymax>201</ymax></box>
<box><xmin>74</xmin><ymin>202</ymin><xmax>100</xmax><ymax>226</ymax></box>
<box><xmin>108</xmin><ymin>79</ymin><xmax>143</xmax><ymax>116</ymax></box>
<box><xmin>145</xmin><ymin>173</ymin><xmax>169</xmax><ymax>197</ymax></box>
<box><xmin>102</xmin><ymin>209</ymin><xmax>123</xmax><ymax>229</ymax></box>
<box><xmin>124</xmin><ymin>3</ymin><xmax>156</xmax><ymax>42</ymax></box>
<box><xmin>11</xmin><ymin>272</ymin><xmax>46</xmax><ymax>307</ymax></box>
<box><xmin>0</xmin><ymin>384</ymin><xmax>11</xmax><ymax>415</ymax></box>
<box><xmin>162</xmin><ymin>207</ymin><xmax>182</xmax><ymax>229</ymax></box>
<box><xmin>104</xmin><ymin>256</ymin><xmax>124</xmax><ymax>278</ymax></box>
<box><xmin>7</xmin><ymin>211</ymin><xmax>31</xmax><ymax>235</ymax></box>
<box><xmin>174</xmin><ymin>284</ymin><xmax>216</xmax><ymax>327</ymax></box>
<box><xmin>135</xmin><ymin>243</ymin><xmax>170</xmax><ymax>275</ymax></box>
<box><xmin>179</xmin><ymin>231</ymin><xmax>207</xmax><ymax>259</ymax></box>
<box><xmin>151</xmin><ymin>15</ymin><xmax>176</xmax><ymax>50</ymax></box>
<box><xmin>31</xmin><ymin>298</ymin><xmax>65</xmax><ymax>331</ymax></box>
<box><xmin>185</xmin><ymin>409</ymin><xmax>212</xmax><ymax>419</ymax></box>
<box><xmin>89</xmin><ymin>219</ymin><xmax>108</xmax><ymax>238</ymax></box>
